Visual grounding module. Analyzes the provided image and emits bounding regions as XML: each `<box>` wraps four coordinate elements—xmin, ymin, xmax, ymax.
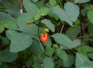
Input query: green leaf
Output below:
<box><xmin>75</xmin><ymin>53</ymin><xmax>92</xmax><ymax>68</ymax></box>
<box><xmin>55</xmin><ymin>48</ymin><xmax>68</xmax><ymax>61</ymax></box>
<box><xmin>0</xmin><ymin>35</ymin><xmax>9</xmax><ymax>44</ymax></box>
<box><xmin>81</xmin><ymin>9</ymin><xmax>89</xmax><ymax>16</ymax></box>
<box><xmin>43</xmin><ymin>57</ymin><xmax>54</xmax><ymax>68</ymax></box>
<box><xmin>66</xmin><ymin>25</ymin><xmax>80</xmax><ymax>39</ymax></box>
<box><xmin>53</xmin><ymin>44</ymin><xmax>58</xmax><ymax>49</ymax></box>
<box><xmin>0</xmin><ymin>12</ymin><xmax>16</xmax><ymax>23</ymax></box>
<box><xmin>87</xmin><ymin>10</ymin><xmax>93</xmax><ymax>24</ymax></box>
<box><xmin>34</xmin><ymin>13</ymin><xmax>41</xmax><ymax>21</ymax></box>
<box><xmin>10</xmin><ymin>33</ymin><xmax>32</xmax><ymax>52</ymax></box>
<box><xmin>0</xmin><ymin>49</ymin><xmax>17</xmax><ymax>62</ymax></box>
<box><xmin>3</xmin><ymin>21</ymin><xmax>18</xmax><ymax>29</ymax></box>
<box><xmin>6</xmin><ymin>6</ymin><xmax>20</xmax><ymax>18</ymax></box>
<box><xmin>64</xmin><ymin>2</ymin><xmax>79</xmax><ymax>22</ymax></box>
<box><xmin>52</xmin><ymin>33</ymin><xmax>73</xmax><ymax>48</ymax></box>
<box><xmin>6</xmin><ymin>30</ymin><xmax>18</xmax><ymax>40</ymax></box>
<box><xmin>88</xmin><ymin>52</ymin><xmax>93</xmax><ymax>60</ymax></box>
<box><xmin>63</xmin><ymin>55</ymin><xmax>75</xmax><ymax>67</ymax></box>
<box><xmin>76</xmin><ymin>45</ymin><xmax>93</xmax><ymax>53</ymax></box>
<box><xmin>53</xmin><ymin>7</ymin><xmax>73</xmax><ymax>26</ymax></box>
<box><xmin>60</xmin><ymin>39</ymin><xmax>81</xmax><ymax>49</ymax></box>
<box><xmin>75</xmin><ymin>19</ymin><xmax>80</xmax><ymax>25</ymax></box>
<box><xmin>39</xmin><ymin>7</ymin><xmax>49</xmax><ymax>16</ymax></box>
<box><xmin>17</xmin><ymin>13</ymin><xmax>38</xmax><ymax>35</ymax></box>
<box><xmin>41</xmin><ymin>19</ymin><xmax>55</xmax><ymax>32</ymax></box>
<box><xmin>43</xmin><ymin>37</ymin><xmax>52</xmax><ymax>46</ymax></box>
<box><xmin>23</xmin><ymin>0</ymin><xmax>39</xmax><ymax>14</ymax></box>
<box><xmin>32</xmin><ymin>0</ymin><xmax>38</xmax><ymax>2</ymax></box>
<box><xmin>88</xmin><ymin>24</ymin><xmax>93</xmax><ymax>37</ymax></box>
<box><xmin>0</xmin><ymin>24</ymin><xmax>4</xmax><ymax>33</ymax></box>
<box><xmin>45</xmin><ymin>46</ymin><xmax>54</xmax><ymax>56</ymax></box>
<box><xmin>75</xmin><ymin>0</ymin><xmax>90</xmax><ymax>3</ymax></box>
<box><xmin>31</xmin><ymin>40</ymin><xmax>44</xmax><ymax>54</ymax></box>
<box><xmin>49</xmin><ymin>0</ymin><xmax>56</xmax><ymax>6</ymax></box>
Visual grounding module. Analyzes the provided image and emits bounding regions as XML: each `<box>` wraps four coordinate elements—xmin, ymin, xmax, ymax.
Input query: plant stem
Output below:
<box><xmin>60</xmin><ymin>21</ymin><xmax>64</xmax><ymax>33</ymax></box>
<box><xmin>43</xmin><ymin>0</ymin><xmax>46</xmax><ymax>6</ymax></box>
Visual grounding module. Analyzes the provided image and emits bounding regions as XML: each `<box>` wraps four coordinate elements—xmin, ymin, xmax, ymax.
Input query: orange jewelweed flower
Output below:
<box><xmin>26</xmin><ymin>23</ymin><xmax>32</xmax><ymax>26</ymax></box>
<box><xmin>40</xmin><ymin>32</ymin><xmax>48</xmax><ymax>42</ymax></box>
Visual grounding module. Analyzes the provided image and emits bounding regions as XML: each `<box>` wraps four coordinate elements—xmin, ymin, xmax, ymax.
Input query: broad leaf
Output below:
<box><xmin>55</xmin><ymin>48</ymin><xmax>68</xmax><ymax>61</ymax></box>
<box><xmin>63</xmin><ymin>55</ymin><xmax>75</xmax><ymax>67</ymax></box>
<box><xmin>87</xmin><ymin>10</ymin><xmax>93</xmax><ymax>24</ymax></box>
<box><xmin>0</xmin><ymin>49</ymin><xmax>17</xmax><ymax>62</ymax></box>
<box><xmin>66</xmin><ymin>25</ymin><xmax>80</xmax><ymax>39</ymax></box>
<box><xmin>0</xmin><ymin>25</ymin><xmax>4</xmax><ymax>33</ymax></box>
<box><xmin>6</xmin><ymin>30</ymin><xmax>18</xmax><ymax>40</ymax></box>
<box><xmin>75</xmin><ymin>0</ymin><xmax>90</xmax><ymax>3</ymax></box>
<box><xmin>0</xmin><ymin>12</ymin><xmax>16</xmax><ymax>23</ymax></box>
<box><xmin>64</xmin><ymin>2</ymin><xmax>79</xmax><ymax>22</ymax></box>
<box><xmin>52</xmin><ymin>33</ymin><xmax>73</xmax><ymax>48</ymax></box>
<box><xmin>23</xmin><ymin>0</ymin><xmax>39</xmax><ymax>14</ymax></box>
<box><xmin>43</xmin><ymin>57</ymin><xmax>54</xmax><ymax>68</ymax></box>
<box><xmin>10</xmin><ymin>33</ymin><xmax>32</xmax><ymax>52</ymax></box>
<box><xmin>41</xmin><ymin>19</ymin><xmax>55</xmax><ymax>32</ymax></box>
<box><xmin>88</xmin><ymin>24</ymin><xmax>93</xmax><ymax>37</ymax></box>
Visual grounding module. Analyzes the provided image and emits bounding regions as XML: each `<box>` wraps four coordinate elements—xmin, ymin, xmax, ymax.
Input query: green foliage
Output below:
<box><xmin>43</xmin><ymin>57</ymin><xmax>54</xmax><ymax>68</ymax></box>
<box><xmin>55</xmin><ymin>48</ymin><xmax>68</xmax><ymax>61</ymax></box>
<box><xmin>0</xmin><ymin>0</ymin><xmax>93</xmax><ymax>68</ymax></box>
<box><xmin>41</xmin><ymin>19</ymin><xmax>55</xmax><ymax>32</ymax></box>
<box><xmin>52</xmin><ymin>33</ymin><xmax>73</xmax><ymax>48</ymax></box>
<box><xmin>0</xmin><ymin>49</ymin><xmax>17</xmax><ymax>62</ymax></box>
<box><xmin>10</xmin><ymin>33</ymin><xmax>32</xmax><ymax>52</ymax></box>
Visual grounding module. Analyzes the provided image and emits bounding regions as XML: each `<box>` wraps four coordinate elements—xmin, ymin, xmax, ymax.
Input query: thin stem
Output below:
<box><xmin>43</xmin><ymin>0</ymin><xmax>46</xmax><ymax>6</ymax></box>
<box><xmin>38</xmin><ymin>20</ymin><xmax>40</xmax><ymax>37</ymax></box>
<box><xmin>39</xmin><ymin>40</ymin><xmax>45</xmax><ymax>52</ymax></box>
<box><xmin>60</xmin><ymin>21</ymin><xmax>64</xmax><ymax>33</ymax></box>
<box><xmin>72</xmin><ymin>34</ymin><xmax>93</xmax><ymax>40</ymax></box>
<box><xmin>60</xmin><ymin>44</ymin><xmax>76</xmax><ymax>54</ymax></box>
<box><xmin>0</xmin><ymin>0</ymin><xmax>20</xmax><ymax>8</ymax></box>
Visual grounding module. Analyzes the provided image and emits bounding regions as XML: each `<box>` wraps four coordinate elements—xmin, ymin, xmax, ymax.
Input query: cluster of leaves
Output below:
<box><xmin>0</xmin><ymin>0</ymin><xmax>93</xmax><ymax>68</ymax></box>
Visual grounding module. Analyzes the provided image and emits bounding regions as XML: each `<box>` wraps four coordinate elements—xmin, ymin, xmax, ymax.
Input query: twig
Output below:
<box><xmin>72</xmin><ymin>34</ymin><xmax>93</xmax><ymax>40</ymax></box>
<box><xmin>43</xmin><ymin>0</ymin><xmax>45</xmax><ymax>6</ymax></box>
<box><xmin>39</xmin><ymin>40</ymin><xmax>45</xmax><ymax>52</ymax></box>
<box><xmin>0</xmin><ymin>0</ymin><xmax>20</xmax><ymax>8</ymax></box>
<box><xmin>60</xmin><ymin>21</ymin><xmax>64</xmax><ymax>33</ymax></box>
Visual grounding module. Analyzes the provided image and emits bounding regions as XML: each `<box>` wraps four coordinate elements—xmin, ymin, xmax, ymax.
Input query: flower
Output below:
<box><xmin>26</xmin><ymin>23</ymin><xmax>32</xmax><ymax>26</ymax></box>
<box><xmin>40</xmin><ymin>32</ymin><xmax>48</xmax><ymax>42</ymax></box>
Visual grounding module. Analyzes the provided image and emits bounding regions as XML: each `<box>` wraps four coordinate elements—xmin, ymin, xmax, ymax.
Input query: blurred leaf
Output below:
<box><xmin>43</xmin><ymin>57</ymin><xmax>54</xmax><ymax>68</ymax></box>
<box><xmin>41</xmin><ymin>19</ymin><xmax>55</xmax><ymax>32</ymax></box>
<box><xmin>31</xmin><ymin>40</ymin><xmax>44</xmax><ymax>54</ymax></box>
<box><xmin>23</xmin><ymin>0</ymin><xmax>39</xmax><ymax>14</ymax></box>
<box><xmin>63</xmin><ymin>55</ymin><xmax>75</xmax><ymax>67</ymax></box>
<box><xmin>0</xmin><ymin>35</ymin><xmax>9</xmax><ymax>44</ymax></box>
<box><xmin>75</xmin><ymin>19</ymin><xmax>80</xmax><ymax>25</ymax></box>
<box><xmin>0</xmin><ymin>12</ymin><xmax>16</xmax><ymax>23</ymax></box>
<box><xmin>17</xmin><ymin>13</ymin><xmax>39</xmax><ymax>35</ymax></box>
<box><xmin>32</xmin><ymin>0</ymin><xmax>38</xmax><ymax>2</ymax></box>
<box><xmin>64</xmin><ymin>2</ymin><xmax>79</xmax><ymax>22</ymax></box>
<box><xmin>39</xmin><ymin>7</ymin><xmax>49</xmax><ymax>16</ymax></box>
<box><xmin>34</xmin><ymin>13</ymin><xmax>41</xmax><ymax>21</ymax></box>
<box><xmin>88</xmin><ymin>52</ymin><xmax>93</xmax><ymax>60</ymax></box>
<box><xmin>55</xmin><ymin>48</ymin><xmax>68</xmax><ymax>61</ymax></box>
<box><xmin>53</xmin><ymin>44</ymin><xmax>58</xmax><ymax>49</ymax></box>
<box><xmin>66</xmin><ymin>25</ymin><xmax>80</xmax><ymax>39</ymax></box>
<box><xmin>45</xmin><ymin>46</ymin><xmax>54</xmax><ymax>56</ymax></box>
<box><xmin>10</xmin><ymin>33</ymin><xmax>32</xmax><ymax>52</ymax></box>
<box><xmin>3</xmin><ymin>21</ymin><xmax>18</xmax><ymax>29</ymax></box>
<box><xmin>75</xmin><ymin>0</ymin><xmax>90</xmax><ymax>3</ymax></box>
<box><xmin>81</xmin><ymin>9</ymin><xmax>89</xmax><ymax>16</ymax></box>
<box><xmin>88</xmin><ymin>24</ymin><xmax>93</xmax><ymax>38</ymax></box>
<box><xmin>75</xmin><ymin>53</ymin><xmax>93</xmax><ymax>68</ymax></box>
<box><xmin>6</xmin><ymin>30</ymin><xmax>18</xmax><ymax>40</ymax></box>
<box><xmin>82</xmin><ymin>3</ymin><xmax>92</xmax><ymax>10</ymax></box>
<box><xmin>87</xmin><ymin>10</ymin><xmax>93</xmax><ymax>24</ymax></box>
<box><xmin>0</xmin><ymin>24</ymin><xmax>4</xmax><ymax>33</ymax></box>
<box><xmin>52</xmin><ymin>33</ymin><xmax>73</xmax><ymax>48</ymax></box>
<box><xmin>76</xmin><ymin>45</ymin><xmax>93</xmax><ymax>53</ymax></box>
<box><xmin>49</xmin><ymin>0</ymin><xmax>56</xmax><ymax>6</ymax></box>
<box><xmin>0</xmin><ymin>49</ymin><xmax>17</xmax><ymax>62</ymax></box>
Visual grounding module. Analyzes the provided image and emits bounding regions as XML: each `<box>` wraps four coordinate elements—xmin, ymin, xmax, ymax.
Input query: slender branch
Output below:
<box><xmin>60</xmin><ymin>44</ymin><xmax>76</xmax><ymax>54</ymax></box>
<box><xmin>0</xmin><ymin>0</ymin><xmax>20</xmax><ymax>8</ymax></box>
<box><xmin>43</xmin><ymin>0</ymin><xmax>45</xmax><ymax>6</ymax></box>
<box><xmin>72</xmin><ymin>34</ymin><xmax>93</xmax><ymax>40</ymax></box>
<box><xmin>60</xmin><ymin>21</ymin><xmax>64</xmax><ymax>33</ymax></box>
<box><xmin>39</xmin><ymin>40</ymin><xmax>45</xmax><ymax>52</ymax></box>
